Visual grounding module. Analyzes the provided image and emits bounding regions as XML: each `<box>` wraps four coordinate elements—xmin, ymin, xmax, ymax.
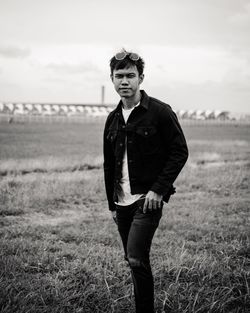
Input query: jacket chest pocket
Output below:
<box><xmin>135</xmin><ymin>126</ymin><xmax>160</xmax><ymax>155</ymax></box>
<box><xmin>107</xmin><ymin>129</ymin><xmax>117</xmax><ymax>143</ymax></box>
<box><xmin>107</xmin><ymin>128</ymin><xmax>121</xmax><ymax>155</ymax></box>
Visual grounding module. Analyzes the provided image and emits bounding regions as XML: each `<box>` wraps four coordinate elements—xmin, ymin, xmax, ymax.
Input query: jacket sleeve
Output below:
<box><xmin>103</xmin><ymin>116</ymin><xmax>116</xmax><ymax>211</ymax></box>
<box><xmin>150</xmin><ymin>106</ymin><xmax>188</xmax><ymax>197</ymax></box>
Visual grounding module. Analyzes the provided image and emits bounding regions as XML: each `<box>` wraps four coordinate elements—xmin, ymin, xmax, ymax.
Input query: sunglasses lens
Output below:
<box><xmin>129</xmin><ymin>53</ymin><xmax>139</xmax><ymax>61</ymax></box>
<box><xmin>115</xmin><ymin>52</ymin><xmax>126</xmax><ymax>60</ymax></box>
<box><xmin>115</xmin><ymin>52</ymin><xmax>140</xmax><ymax>61</ymax></box>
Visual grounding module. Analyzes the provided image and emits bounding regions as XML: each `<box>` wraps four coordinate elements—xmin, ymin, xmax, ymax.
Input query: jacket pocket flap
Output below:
<box><xmin>136</xmin><ymin>127</ymin><xmax>157</xmax><ymax>137</ymax></box>
<box><xmin>107</xmin><ymin>129</ymin><xmax>118</xmax><ymax>142</ymax></box>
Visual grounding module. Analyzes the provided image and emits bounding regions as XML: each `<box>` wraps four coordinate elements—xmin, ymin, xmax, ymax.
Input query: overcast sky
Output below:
<box><xmin>0</xmin><ymin>0</ymin><xmax>249</xmax><ymax>113</ymax></box>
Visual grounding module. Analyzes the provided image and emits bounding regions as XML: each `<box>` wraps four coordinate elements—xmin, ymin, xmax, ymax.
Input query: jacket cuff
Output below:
<box><xmin>150</xmin><ymin>182</ymin><xmax>172</xmax><ymax>197</ymax></box>
<box><xmin>108</xmin><ymin>202</ymin><xmax>116</xmax><ymax>211</ymax></box>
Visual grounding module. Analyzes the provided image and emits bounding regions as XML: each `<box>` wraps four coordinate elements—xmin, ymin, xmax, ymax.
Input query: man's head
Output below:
<box><xmin>110</xmin><ymin>49</ymin><xmax>145</xmax><ymax>76</ymax></box>
<box><xmin>110</xmin><ymin>50</ymin><xmax>145</xmax><ymax>99</ymax></box>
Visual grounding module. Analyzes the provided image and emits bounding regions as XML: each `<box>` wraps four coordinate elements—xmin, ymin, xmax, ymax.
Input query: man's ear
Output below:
<box><xmin>110</xmin><ymin>74</ymin><xmax>114</xmax><ymax>82</ymax></box>
<box><xmin>139</xmin><ymin>74</ymin><xmax>144</xmax><ymax>84</ymax></box>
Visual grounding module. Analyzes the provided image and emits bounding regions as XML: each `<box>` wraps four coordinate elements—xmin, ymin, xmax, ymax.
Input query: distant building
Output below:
<box><xmin>0</xmin><ymin>102</ymin><xmax>245</xmax><ymax>121</ymax></box>
<box><xmin>176</xmin><ymin>109</ymin><xmax>230</xmax><ymax>120</ymax></box>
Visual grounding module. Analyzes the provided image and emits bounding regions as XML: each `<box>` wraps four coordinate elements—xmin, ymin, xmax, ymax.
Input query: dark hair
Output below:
<box><xmin>110</xmin><ymin>50</ymin><xmax>145</xmax><ymax>76</ymax></box>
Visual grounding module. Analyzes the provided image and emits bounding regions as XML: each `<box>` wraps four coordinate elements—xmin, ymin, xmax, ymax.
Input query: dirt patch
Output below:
<box><xmin>17</xmin><ymin>209</ymin><xmax>92</xmax><ymax>227</ymax></box>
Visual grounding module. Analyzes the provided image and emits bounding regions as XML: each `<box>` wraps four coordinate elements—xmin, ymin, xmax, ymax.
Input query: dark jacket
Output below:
<box><xmin>103</xmin><ymin>90</ymin><xmax>188</xmax><ymax>211</ymax></box>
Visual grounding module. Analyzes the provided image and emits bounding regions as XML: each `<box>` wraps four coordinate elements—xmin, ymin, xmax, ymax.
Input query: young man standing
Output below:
<box><xmin>103</xmin><ymin>50</ymin><xmax>188</xmax><ymax>313</ymax></box>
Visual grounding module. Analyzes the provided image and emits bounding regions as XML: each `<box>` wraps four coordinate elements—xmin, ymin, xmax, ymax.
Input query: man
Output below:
<box><xmin>103</xmin><ymin>49</ymin><xmax>188</xmax><ymax>313</ymax></box>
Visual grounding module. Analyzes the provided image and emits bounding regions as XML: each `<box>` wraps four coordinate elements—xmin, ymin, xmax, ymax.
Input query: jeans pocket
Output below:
<box><xmin>134</xmin><ymin>199</ymin><xmax>163</xmax><ymax>227</ymax></box>
<box><xmin>135</xmin><ymin>198</ymin><xmax>146</xmax><ymax>212</ymax></box>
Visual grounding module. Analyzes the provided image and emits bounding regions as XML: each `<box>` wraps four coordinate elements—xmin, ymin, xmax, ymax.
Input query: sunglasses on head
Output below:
<box><xmin>115</xmin><ymin>51</ymin><xmax>140</xmax><ymax>61</ymax></box>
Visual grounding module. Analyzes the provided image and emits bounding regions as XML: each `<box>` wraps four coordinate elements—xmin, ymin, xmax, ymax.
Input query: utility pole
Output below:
<box><xmin>101</xmin><ymin>85</ymin><xmax>105</xmax><ymax>105</ymax></box>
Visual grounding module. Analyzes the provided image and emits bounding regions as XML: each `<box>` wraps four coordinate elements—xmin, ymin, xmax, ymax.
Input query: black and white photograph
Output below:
<box><xmin>0</xmin><ymin>1</ymin><xmax>249</xmax><ymax>312</ymax></box>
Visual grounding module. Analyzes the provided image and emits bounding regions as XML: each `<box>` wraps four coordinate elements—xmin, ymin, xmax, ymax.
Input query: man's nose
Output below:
<box><xmin>121</xmin><ymin>77</ymin><xmax>129</xmax><ymax>85</ymax></box>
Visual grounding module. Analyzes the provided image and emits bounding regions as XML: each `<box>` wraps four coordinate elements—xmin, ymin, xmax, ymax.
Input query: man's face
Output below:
<box><xmin>111</xmin><ymin>65</ymin><xmax>144</xmax><ymax>99</ymax></box>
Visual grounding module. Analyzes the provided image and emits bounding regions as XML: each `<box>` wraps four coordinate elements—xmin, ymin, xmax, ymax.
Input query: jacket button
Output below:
<box><xmin>117</xmin><ymin>161</ymin><xmax>121</xmax><ymax>165</ymax></box>
<box><xmin>144</xmin><ymin>131</ymin><xmax>148</xmax><ymax>135</ymax></box>
<box><xmin>122</xmin><ymin>125</ymin><xmax>125</xmax><ymax>129</ymax></box>
<box><xmin>119</xmin><ymin>143</ymin><xmax>123</xmax><ymax>147</ymax></box>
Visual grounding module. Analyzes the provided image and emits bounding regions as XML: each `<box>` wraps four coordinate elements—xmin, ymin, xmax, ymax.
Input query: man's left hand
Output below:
<box><xmin>143</xmin><ymin>191</ymin><xmax>163</xmax><ymax>213</ymax></box>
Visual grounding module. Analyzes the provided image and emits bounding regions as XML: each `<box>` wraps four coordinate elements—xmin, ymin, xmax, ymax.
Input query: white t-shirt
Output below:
<box><xmin>116</xmin><ymin>103</ymin><xmax>144</xmax><ymax>206</ymax></box>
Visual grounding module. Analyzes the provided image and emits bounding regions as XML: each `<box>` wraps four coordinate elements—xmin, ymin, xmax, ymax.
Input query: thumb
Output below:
<box><xmin>143</xmin><ymin>198</ymin><xmax>148</xmax><ymax>213</ymax></box>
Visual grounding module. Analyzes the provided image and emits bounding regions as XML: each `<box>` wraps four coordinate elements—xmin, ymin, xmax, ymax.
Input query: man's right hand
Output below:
<box><xmin>111</xmin><ymin>211</ymin><xmax>117</xmax><ymax>224</ymax></box>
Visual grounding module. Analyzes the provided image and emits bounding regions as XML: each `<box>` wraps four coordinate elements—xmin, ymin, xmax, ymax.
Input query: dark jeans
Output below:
<box><xmin>116</xmin><ymin>198</ymin><xmax>163</xmax><ymax>313</ymax></box>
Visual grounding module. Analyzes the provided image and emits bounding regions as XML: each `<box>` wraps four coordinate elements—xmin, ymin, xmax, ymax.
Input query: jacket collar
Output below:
<box><xmin>139</xmin><ymin>90</ymin><xmax>149</xmax><ymax>110</ymax></box>
<box><xmin>115</xmin><ymin>90</ymin><xmax>149</xmax><ymax>112</ymax></box>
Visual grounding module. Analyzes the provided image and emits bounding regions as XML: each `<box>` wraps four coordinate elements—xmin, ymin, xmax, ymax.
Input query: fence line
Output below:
<box><xmin>0</xmin><ymin>113</ymin><xmax>249</xmax><ymax>126</ymax></box>
<box><xmin>0</xmin><ymin>114</ymin><xmax>107</xmax><ymax>124</ymax></box>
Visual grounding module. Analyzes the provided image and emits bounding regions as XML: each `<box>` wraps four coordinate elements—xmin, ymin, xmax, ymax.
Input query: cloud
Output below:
<box><xmin>229</xmin><ymin>1</ymin><xmax>250</xmax><ymax>24</ymax></box>
<box><xmin>0</xmin><ymin>44</ymin><xmax>30</xmax><ymax>58</ymax></box>
<box><xmin>46</xmin><ymin>62</ymin><xmax>101</xmax><ymax>75</ymax></box>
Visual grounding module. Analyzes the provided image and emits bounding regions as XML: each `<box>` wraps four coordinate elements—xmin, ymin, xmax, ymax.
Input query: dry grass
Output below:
<box><xmin>0</xmin><ymin>155</ymin><xmax>103</xmax><ymax>176</ymax></box>
<box><xmin>0</xmin><ymin>121</ymin><xmax>249</xmax><ymax>312</ymax></box>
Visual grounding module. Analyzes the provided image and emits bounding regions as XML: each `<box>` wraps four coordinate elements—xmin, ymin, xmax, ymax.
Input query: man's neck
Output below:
<box><xmin>121</xmin><ymin>90</ymin><xmax>141</xmax><ymax>110</ymax></box>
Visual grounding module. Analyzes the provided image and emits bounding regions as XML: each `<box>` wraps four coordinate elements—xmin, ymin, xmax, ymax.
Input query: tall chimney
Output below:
<box><xmin>101</xmin><ymin>85</ymin><xmax>105</xmax><ymax>105</ymax></box>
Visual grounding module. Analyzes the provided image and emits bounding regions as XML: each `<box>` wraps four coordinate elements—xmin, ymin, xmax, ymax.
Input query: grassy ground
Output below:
<box><xmin>0</xmin><ymin>120</ymin><xmax>249</xmax><ymax>313</ymax></box>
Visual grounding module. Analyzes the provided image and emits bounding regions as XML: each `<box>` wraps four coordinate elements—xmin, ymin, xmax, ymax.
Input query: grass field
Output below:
<box><xmin>0</xmin><ymin>120</ymin><xmax>249</xmax><ymax>313</ymax></box>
